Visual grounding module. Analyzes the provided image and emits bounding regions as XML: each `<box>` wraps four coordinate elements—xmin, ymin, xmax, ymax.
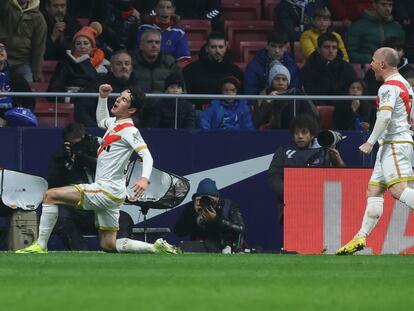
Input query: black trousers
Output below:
<box><xmin>55</xmin><ymin>205</ymin><xmax>133</xmax><ymax>250</ymax></box>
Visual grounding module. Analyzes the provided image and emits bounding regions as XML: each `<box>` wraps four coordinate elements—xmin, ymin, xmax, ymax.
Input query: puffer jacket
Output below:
<box><xmin>346</xmin><ymin>10</ymin><xmax>406</xmax><ymax>64</ymax></box>
<box><xmin>0</xmin><ymin>0</ymin><xmax>46</xmax><ymax>81</ymax></box>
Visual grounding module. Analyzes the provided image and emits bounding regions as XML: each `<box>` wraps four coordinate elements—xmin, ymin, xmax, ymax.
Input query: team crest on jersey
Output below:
<box><xmin>381</xmin><ymin>90</ymin><xmax>391</xmax><ymax>103</ymax></box>
<box><xmin>166</xmin><ymin>39</ymin><xmax>172</xmax><ymax>46</ymax></box>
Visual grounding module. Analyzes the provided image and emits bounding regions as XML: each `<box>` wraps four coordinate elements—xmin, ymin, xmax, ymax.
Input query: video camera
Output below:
<box><xmin>317</xmin><ymin>130</ymin><xmax>346</xmax><ymax>148</ymax></box>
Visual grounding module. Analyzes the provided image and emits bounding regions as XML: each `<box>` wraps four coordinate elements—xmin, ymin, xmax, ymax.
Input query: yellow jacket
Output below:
<box><xmin>300</xmin><ymin>29</ymin><xmax>349</xmax><ymax>62</ymax></box>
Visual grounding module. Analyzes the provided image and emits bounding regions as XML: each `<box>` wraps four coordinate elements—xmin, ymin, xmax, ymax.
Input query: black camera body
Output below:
<box><xmin>199</xmin><ymin>196</ymin><xmax>220</xmax><ymax>213</ymax></box>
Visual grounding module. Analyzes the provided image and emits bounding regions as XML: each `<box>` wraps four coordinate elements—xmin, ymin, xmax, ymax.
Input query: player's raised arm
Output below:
<box><xmin>96</xmin><ymin>84</ymin><xmax>112</xmax><ymax>129</ymax></box>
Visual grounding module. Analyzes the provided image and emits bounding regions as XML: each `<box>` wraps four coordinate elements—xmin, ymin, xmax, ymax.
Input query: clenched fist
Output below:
<box><xmin>99</xmin><ymin>84</ymin><xmax>112</xmax><ymax>98</ymax></box>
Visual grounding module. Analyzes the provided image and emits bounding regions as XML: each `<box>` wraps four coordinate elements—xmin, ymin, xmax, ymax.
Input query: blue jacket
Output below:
<box><xmin>244</xmin><ymin>48</ymin><xmax>301</xmax><ymax>95</ymax></box>
<box><xmin>137</xmin><ymin>22</ymin><xmax>191</xmax><ymax>61</ymax></box>
<box><xmin>199</xmin><ymin>99</ymin><xmax>255</xmax><ymax>130</ymax></box>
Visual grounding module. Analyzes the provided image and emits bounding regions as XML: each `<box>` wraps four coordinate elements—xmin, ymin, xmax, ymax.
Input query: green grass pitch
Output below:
<box><xmin>1</xmin><ymin>253</ymin><xmax>414</xmax><ymax>311</ymax></box>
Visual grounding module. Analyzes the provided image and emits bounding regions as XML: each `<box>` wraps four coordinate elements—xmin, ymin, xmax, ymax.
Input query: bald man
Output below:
<box><xmin>337</xmin><ymin>47</ymin><xmax>414</xmax><ymax>255</ymax></box>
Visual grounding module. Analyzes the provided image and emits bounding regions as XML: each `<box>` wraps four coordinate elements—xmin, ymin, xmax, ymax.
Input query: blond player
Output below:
<box><xmin>336</xmin><ymin>47</ymin><xmax>414</xmax><ymax>255</ymax></box>
<box><xmin>17</xmin><ymin>84</ymin><xmax>180</xmax><ymax>254</ymax></box>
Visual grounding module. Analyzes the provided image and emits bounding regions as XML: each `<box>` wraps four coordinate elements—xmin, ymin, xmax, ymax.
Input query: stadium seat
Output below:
<box><xmin>179</xmin><ymin>20</ymin><xmax>211</xmax><ymax>42</ymax></box>
<box><xmin>264</xmin><ymin>0</ymin><xmax>281</xmax><ymax>21</ymax></box>
<box><xmin>34</xmin><ymin>102</ymin><xmax>74</xmax><ymax>128</ymax></box>
<box><xmin>224</xmin><ymin>20</ymin><xmax>274</xmax><ymax>62</ymax></box>
<box><xmin>332</xmin><ymin>21</ymin><xmax>345</xmax><ymax>36</ymax></box>
<box><xmin>289</xmin><ymin>41</ymin><xmax>304</xmax><ymax>65</ymax></box>
<box><xmin>221</xmin><ymin>0</ymin><xmax>262</xmax><ymax>20</ymax></box>
<box><xmin>188</xmin><ymin>40</ymin><xmax>205</xmax><ymax>61</ymax></box>
<box><xmin>316</xmin><ymin>105</ymin><xmax>335</xmax><ymax>130</ymax></box>
<box><xmin>234</xmin><ymin>62</ymin><xmax>248</xmax><ymax>72</ymax></box>
<box><xmin>240</xmin><ymin>41</ymin><xmax>267</xmax><ymax>63</ymax></box>
<box><xmin>351</xmin><ymin>63</ymin><xmax>365</xmax><ymax>78</ymax></box>
<box><xmin>42</xmin><ymin>60</ymin><xmax>58</xmax><ymax>82</ymax></box>
<box><xmin>29</xmin><ymin>82</ymin><xmax>48</xmax><ymax>92</ymax></box>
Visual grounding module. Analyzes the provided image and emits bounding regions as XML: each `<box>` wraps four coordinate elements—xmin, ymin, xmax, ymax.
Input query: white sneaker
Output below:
<box><xmin>154</xmin><ymin>238</ymin><xmax>182</xmax><ymax>254</ymax></box>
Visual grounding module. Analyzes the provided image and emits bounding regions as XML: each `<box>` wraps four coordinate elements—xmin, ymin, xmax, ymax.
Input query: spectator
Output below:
<box><xmin>275</xmin><ymin>0</ymin><xmax>328</xmax><ymax>42</ymax></box>
<box><xmin>0</xmin><ymin>0</ymin><xmax>47</xmax><ymax>82</ymax></box>
<box><xmin>47</xmin><ymin>22</ymin><xmax>109</xmax><ymax>100</ymax></box>
<box><xmin>47</xmin><ymin>123</ymin><xmax>133</xmax><ymax>250</ymax></box>
<box><xmin>174</xmin><ymin>0</ymin><xmax>223</xmax><ymax>32</ymax></box>
<box><xmin>393</xmin><ymin>0</ymin><xmax>414</xmax><ymax>62</ymax></box>
<box><xmin>329</xmin><ymin>0</ymin><xmax>372</xmax><ymax>27</ymax></box>
<box><xmin>253</xmin><ymin>61</ymin><xmax>318</xmax><ymax>129</ymax></box>
<box><xmin>0</xmin><ymin>41</ymin><xmax>36</xmax><ymax>128</ymax></box>
<box><xmin>199</xmin><ymin>76</ymin><xmax>254</xmax><ymax>130</ymax></box>
<box><xmin>365</xmin><ymin>36</ymin><xmax>414</xmax><ymax>95</ymax></box>
<box><xmin>300</xmin><ymin>7</ymin><xmax>349</xmax><ymax>62</ymax></box>
<box><xmin>100</xmin><ymin>0</ymin><xmax>140</xmax><ymax>55</ymax></box>
<box><xmin>74</xmin><ymin>50</ymin><xmax>141</xmax><ymax>127</ymax></box>
<box><xmin>42</xmin><ymin>0</ymin><xmax>82</xmax><ymax>60</ymax></box>
<box><xmin>334</xmin><ymin>79</ymin><xmax>372</xmax><ymax>131</ymax></box>
<box><xmin>300</xmin><ymin>33</ymin><xmax>358</xmax><ymax>105</ymax></box>
<box><xmin>174</xmin><ymin>178</ymin><xmax>245</xmax><ymax>253</ymax></box>
<box><xmin>137</xmin><ymin>0</ymin><xmax>191</xmax><ymax>63</ymax></box>
<box><xmin>143</xmin><ymin>72</ymin><xmax>196</xmax><ymax>128</ymax></box>
<box><xmin>267</xmin><ymin>114</ymin><xmax>345</xmax><ymax>224</ymax></box>
<box><xmin>132</xmin><ymin>28</ymin><xmax>181</xmax><ymax>92</ymax></box>
<box><xmin>346</xmin><ymin>0</ymin><xmax>405</xmax><ymax>65</ymax></box>
<box><xmin>131</xmin><ymin>0</ymin><xmax>156</xmax><ymax>16</ymax></box>
<box><xmin>244</xmin><ymin>30</ymin><xmax>301</xmax><ymax>96</ymax></box>
<box><xmin>183</xmin><ymin>32</ymin><xmax>243</xmax><ymax>109</ymax></box>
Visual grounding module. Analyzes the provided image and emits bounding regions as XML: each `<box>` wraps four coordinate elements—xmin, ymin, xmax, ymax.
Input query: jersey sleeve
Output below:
<box><xmin>377</xmin><ymin>84</ymin><xmax>398</xmax><ymax>112</ymax></box>
<box><xmin>122</xmin><ymin>127</ymin><xmax>147</xmax><ymax>152</ymax></box>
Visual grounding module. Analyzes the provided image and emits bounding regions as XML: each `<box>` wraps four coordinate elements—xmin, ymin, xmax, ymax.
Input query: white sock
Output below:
<box><xmin>399</xmin><ymin>187</ymin><xmax>414</xmax><ymax>210</ymax></box>
<box><xmin>355</xmin><ymin>197</ymin><xmax>384</xmax><ymax>239</ymax></box>
<box><xmin>37</xmin><ymin>204</ymin><xmax>58</xmax><ymax>249</ymax></box>
<box><xmin>116</xmin><ymin>238</ymin><xmax>156</xmax><ymax>253</ymax></box>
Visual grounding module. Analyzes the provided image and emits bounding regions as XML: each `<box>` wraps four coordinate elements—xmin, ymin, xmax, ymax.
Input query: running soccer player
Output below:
<box><xmin>336</xmin><ymin>47</ymin><xmax>414</xmax><ymax>255</ymax></box>
<box><xmin>17</xmin><ymin>84</ymin><xmax>180</xmax><ymax>254</ymax></box>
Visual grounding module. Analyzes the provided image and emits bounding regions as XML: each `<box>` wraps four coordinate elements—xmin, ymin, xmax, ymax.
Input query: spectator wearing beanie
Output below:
<box><xmin>199</xmin><ymin>76</ymin><xmax>255</xmax><ymax>130</ymax></box>
<box><xmin>47</xmin><ymin>22</ymin><xmax>109</xmax><ymax>100</ymax></box>
<box><xmin>253</xmin><ymin>61</ymin><xmax>318</xmax><ymax>129</ymax></box>
<box><xmin>143</xmin><ymin>72</ymin><xmax>196</xmax><ymax>128</ymax></box>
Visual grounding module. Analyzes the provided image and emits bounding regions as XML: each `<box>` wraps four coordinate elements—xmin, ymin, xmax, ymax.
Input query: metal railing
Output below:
<box><xmin>0</xmin><ymin>92</ymin><xmax>377</xmax><ymax>129</ymax></box>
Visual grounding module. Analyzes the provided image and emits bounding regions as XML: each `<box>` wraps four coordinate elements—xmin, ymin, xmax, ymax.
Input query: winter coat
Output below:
<box><xmin>183</xmin><ymin>47</ymin><xmax>243</xmax><ymax>99</ymax></box>
<box><xmin>0</xmin><ymin>0</ymin><xmax>46</xmax><ymax>81</ymax></box>
<box><xmin>253</xmin><ymin>88</ymin><xmax>318</xmax><ymax>129</ymax></box>
<box><xmin>142</xmin><ymin>98</ymin><xmax>196</xmax><ymax>129</ymax></box>
<box><xmin>329</xmin><ymin>0</ymin><xmax>372</xmax><ymax>21</ymax></box>
<box><xmin>300</xmin><ymin>50</ymin><xmax>358</xmax><ymax>104</ymax></box>
<box><xmin>346</xmin><ymin>10</ymin><xmax>406</xmax><ymax>64</ymax></box>
<box><xmin>132</xmin><ymin>51</ymin><xmax>180</xmax><ymax>93</ymax></box>
<box><xmin>300</xmin><ymin>29</ymin><xmax>349</xmax><ymax>62</ymax></box>
<box><xmin>244</xmin><ymin>48</ymin><xmax>301</xmax><ymax>95</ymax></box>
<box><xmin>43</xmin><ymin>12</ymin><xmax>82</xmax><ymax>60</ymax></box>
<box><xmin>198</xmin><ymin>99</ymin><xmax>255</xmax><ymax>130</ymax></box>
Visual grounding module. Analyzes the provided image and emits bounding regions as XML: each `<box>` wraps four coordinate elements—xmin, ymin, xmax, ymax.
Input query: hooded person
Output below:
<box><xmin>198</xmin><ymin>76</ymin><xmax>255</xmax><ymax>130</ymax></box>
<box><xmin>254</xmin><ymin>60</ymin><xmax>318</xmax><ymax>129</ymax></box>
<box><xmin>47</xmin><ymin>21</ymin><xmax>110</xmax><ymax>100</ymax></box>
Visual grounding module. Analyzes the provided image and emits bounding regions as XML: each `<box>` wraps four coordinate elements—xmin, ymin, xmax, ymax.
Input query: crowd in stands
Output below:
<box><xmin>0</xmin><ymin>0</ymin><xmax>413</xmax><ymax>130</ymax></box>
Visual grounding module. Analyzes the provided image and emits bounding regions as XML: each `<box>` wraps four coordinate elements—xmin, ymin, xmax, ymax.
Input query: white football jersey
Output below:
<box><xmin>376</xmin><ymin>73</ymin><xmax>414</xmax><ymax>143</ymax></box>
<box><xmin>95</xmin><ymin>118</ymin><xmax>147</xmax><ymax>199</ymax></box>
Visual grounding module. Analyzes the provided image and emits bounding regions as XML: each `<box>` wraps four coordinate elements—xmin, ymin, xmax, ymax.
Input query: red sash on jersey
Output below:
<box><xmin>97</xmin><ymin>122</ymin><xmax>134</xmax><ymax>156</ymax></box>
<box><xmin>380</xmin><ymin>80</ymin><xmax>412</xmax><ymax>115</ymax></box>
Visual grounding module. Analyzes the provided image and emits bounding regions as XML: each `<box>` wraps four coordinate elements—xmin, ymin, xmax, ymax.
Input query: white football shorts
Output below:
<box><xmin>369</xmin><ymin>142</ymin><xmax>414</xmax><ymax>188</ymax></box>
<box><xmin>74</xmin><ymin>183</ymin><xmax>125</xmax><ymax>231</ymax></box>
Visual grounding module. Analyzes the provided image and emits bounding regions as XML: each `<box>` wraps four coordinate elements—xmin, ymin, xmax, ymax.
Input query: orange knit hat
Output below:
<box><xmin>73</xmin><ymin>22</ymin><xmax>103</xmax><ymax>48</ymax></box>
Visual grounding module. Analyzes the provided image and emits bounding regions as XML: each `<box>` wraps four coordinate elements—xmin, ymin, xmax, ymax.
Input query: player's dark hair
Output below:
<box><xmin>155</xmin><ymin>0</ymin><xmax>175</xmax><ymax>5</ymax></box>
<box><xmin>126</xmin><ymin>86</ymin><xmax>146</xmax><ymax>113</ymax></box>
<box><xmin>207</xmin><ymin>32</ymin><xmax>226</xmax><ymax>43</ymax></box>
<box><xmin>290</xmin><ymin>114</ymin><xmax>319</xmax><ymax>137</ymax></box>
<box><xmin>63</xmin><ymin>123</ymin><xmax>85</xmax><ymax>141</ymax></box>
<box><xmin>267</xmin><ymin>30</ymin><xmax>288</xmax><ymax>45</ymax></box>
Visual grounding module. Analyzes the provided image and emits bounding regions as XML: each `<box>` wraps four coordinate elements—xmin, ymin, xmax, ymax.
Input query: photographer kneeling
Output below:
<box><xmin>174</xmin><ymin>178</ymin><xmax>245</xmax><ymax>253</ymax></box>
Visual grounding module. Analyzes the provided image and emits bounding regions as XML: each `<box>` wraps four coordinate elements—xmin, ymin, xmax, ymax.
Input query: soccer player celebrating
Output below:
<box><xmin>336</xmin><ymin>47</ymin><xmax>414</xmax><ymax>255</ymax></box>
<box><xmin>17</xmin><ymin>84</ymin><xmax>180</xmax><ymax>254</ymax></box>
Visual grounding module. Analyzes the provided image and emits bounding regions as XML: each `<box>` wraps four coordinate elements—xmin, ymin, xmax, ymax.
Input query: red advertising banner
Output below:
<box><xmin>284</xmin><ymin>168</ymin><xmax>414</xmax><ymax>254</ymax></box>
